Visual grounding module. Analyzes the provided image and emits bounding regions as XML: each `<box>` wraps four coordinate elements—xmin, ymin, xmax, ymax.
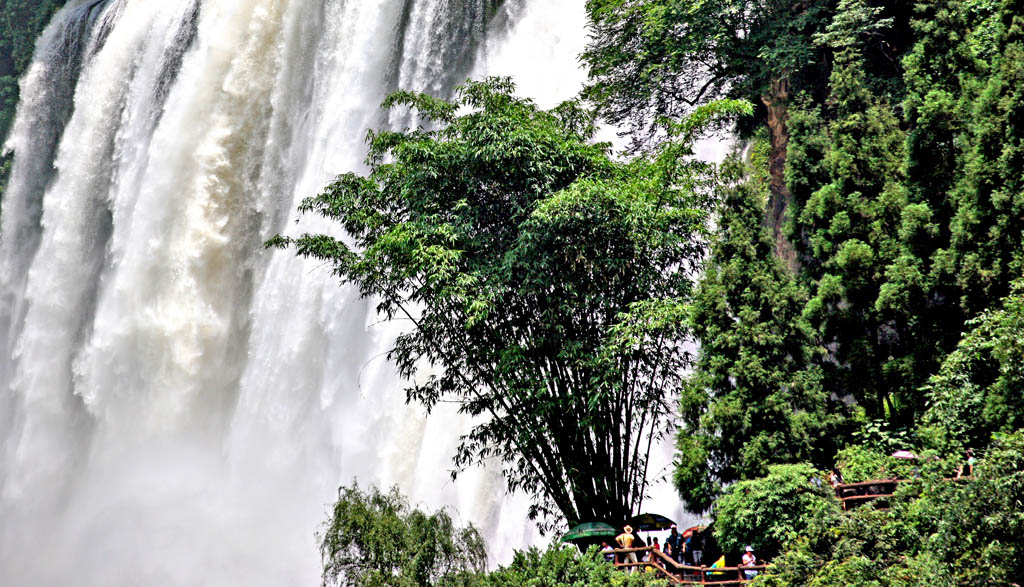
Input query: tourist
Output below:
<box><xmin>829</xmin><ymin>467</ymin><xmax>844</xmax><ymax>488</ymax></box>
<box><xmin>665</xmin><ymin>525</ymin><xmax>684</xmax><ymax>564</ymax></box>
<box><xmin>707</xmin><ymin>554</ymin><xmax>726</xmax><ymax>579</ymax></box>
<box><xmin>649</xmin><ymin>537</ymin><xmax>661</xmax><ymax>563</ymax></box>
<box><xmin>957</xmin><ymin>448</ymin><xmax>976</xmax><ymax>478</ymax></box>
<box><xmin>689</xmin><ymin>530</ymin><xmax>703</xmax><ymax>565</ymax></box>
<box><xmin>601</xmin><ymin>541</ymin><xmax>615</xmax><ymax>564</ymax></box>
<box><xmin>616</xmin><ymin>525</ymin><xmax>638</xmax><ymax>572</ymax></box>
<box><xmin>740</xmin><ymin>545</ymin><xmax>758</xmax><ymax>581</ymax></box>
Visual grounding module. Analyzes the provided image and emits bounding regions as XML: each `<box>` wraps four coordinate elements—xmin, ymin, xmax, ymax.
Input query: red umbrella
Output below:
<box><xmin>681</xmin><ymin>525</ymin><xmax>705</xmax><ymax>538</ymax></box>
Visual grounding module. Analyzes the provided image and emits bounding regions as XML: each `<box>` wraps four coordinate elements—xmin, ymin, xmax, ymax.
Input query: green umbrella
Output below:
<box><xmin>561</xmin><ymin>522</ymin><xmax>618</xmax><ymax>542</ymax></box>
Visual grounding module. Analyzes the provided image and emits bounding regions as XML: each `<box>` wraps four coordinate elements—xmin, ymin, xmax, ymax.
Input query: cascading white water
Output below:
<box><xmin>0</xmin><ymin>1</ymin><xmax>707</xmax><ymax>585</ymax></box>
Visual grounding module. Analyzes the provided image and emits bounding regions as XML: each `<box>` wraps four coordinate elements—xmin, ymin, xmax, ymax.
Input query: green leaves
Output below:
<box><xmin>921</xmin><ymin>279</ymin><xmax>1024</xmax><ymax>453</ymax></box>
<box><xmin>675</xmin><ymin>154</ymin><xmax>843</xmax><ymax>512</ymax></box>
<box><xmin>319</xmin><ymin>483</ymin><xmax>486</xmax><ymax>587</ymax></box>
<box><xmin>760</xmin><ymin>431</ymin><xmax>1024</xmax><ymax>585</ymax></box>
<box><xmin>583</xmin><ymin>0</ymin><xmax>833</xmax><ymax>144</ymax></box>
<box><xmin>277</xmin><ymin>78</ymin><xmax>716</xmax><ymax>529</ymax></box>
<box><xmin>713</xmin><ymin>464</ymin><xmax>842</xmax><ymax>560</ymax></box>
<box><xmin>481</xmin><ymin>545</ymin><xmax>662</xmax><ymax>586</ymax></box>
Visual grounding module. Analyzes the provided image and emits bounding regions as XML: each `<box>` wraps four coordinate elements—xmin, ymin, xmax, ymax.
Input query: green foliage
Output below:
<box><xmin>675</xmin><ymin>153</ymin><xmax>847</xmax><ymax>511</ymax></box>
<box><xmin>481</xmin><ymin>546</ymin><xmax>664</xmax><ymax>586</ymax></box>
<box><xmin>833</xmin><ymin>444</ymin><xmax>920</xmax><ymax>483</ymax></box>
<box><xmin>919</xmin><ymin>430</ymin><xmax>1024</xmax><ymax>583</ymax></box>
<box><xmin>792</xmin><ymin>0</ymin><xmax>921</xmax><ymax>426</ymax></box>
<box><xmin>319</xmin><ymin>483</ymin><xmax>487</xmax><ymax>587</ymax></box>
<box><xmin>944</xmin><ymin>0</ymin><xmax>1024</xmax><ymax>317</ymax></box>
<box><xmin>779</xmin><ymin>0</ymin><xmax>1024</xmax><ymax>439</ymax></box>
<box><xmin>833</xmin><ymin>445</ymin><xmax>890</xmax><ymax>483</ymax></box>
<box><xmin>921</xmin><ymin>279</ymin><xmax>1024</xmax><ymax>453</ymax></box>
<box><xmin>849</xmin><ymin>419</ymin><xmax>915</xmax><ymax>457</ymax></box>
<box><xmin>584</xmin><ymin>0</ymin><xmax>1024</xmax><ymax>580</ymax></box>
<box><xmin>319</xmin><ymin>485</ymin><xmax>670</xmax><ymax>587</ymax></box>
<box><xmin>582</xmin><ymin>0</ymin><xmax>833</xmax><ymax>143</ymax></box>
<box><xmin>756</xmin><ymin>430</ymin><xmax>1024</xmax><ymax>585</ymax></box>
<box><xmin>713</xmin><ymin>464</ymin><xmax>842</xmax><ymax>560</ymax></box>
<box><xmin>757</xmin><ymin>503</ymin><xmax>948</xmax><ymax>587</ymax></box>
<box><xmin>275</xmin><ymin>78</ymin><xmax>747</xmax><ymax>527</ymax></box>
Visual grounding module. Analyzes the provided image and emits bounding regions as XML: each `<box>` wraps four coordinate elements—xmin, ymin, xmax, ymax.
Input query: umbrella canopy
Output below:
<box><xmin>891</xmin><ymin>450</ymin><xmax>919</xmax><ymax>459</ymax></box>
<box><xmin>681</xmin><ymin>525</ymin><xmax>706</xmax><ymax>538</ymax></box>
<box><xmin>561</xmin><ymin>522</ymin><xmax>618</xmax><ymax>542</ymax></box>
<box><xmin>626</xmin><ymin>512</ymin><xmax>677</xmax><ymax>532</ymax></box>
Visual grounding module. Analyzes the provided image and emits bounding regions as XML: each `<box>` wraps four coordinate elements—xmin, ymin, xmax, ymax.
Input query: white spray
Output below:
<box><xmin>0</xmin><ymin>1</ymin><xmax>711</xmax><ymax>585</ymax></box>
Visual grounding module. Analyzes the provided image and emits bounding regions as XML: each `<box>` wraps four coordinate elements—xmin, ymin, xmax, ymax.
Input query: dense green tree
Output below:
<box><xmin>789</xmin><ymin>0</ymin><xmax>922</xmax><ymax>426</ymax></box>
<box><xmin>757</xmin><ymin>431</ymin><xmax>1024</xmax><ymax>585</ymax></box>
<box><xmin>886</xmin><ymin>0</ymin><xmax>1024</xmax><ymax>392</ymax></box>
<box><xmin>481</xmin><ymin>546</ymin><xmax>661</xmax><ymax>586</ymax></box>
<box><xmin>674</xmin><ymin>152</ymin><xmax>846</xmax><ymax>511</ymax></box>
<box><xmin>583</xmin><ymin>0</ymin><xmax>835</xmax><ymax>265</ymax></box>
<box><xmin>713</xmin><ymin>463</ymin><xmax>842</xmax><ymax>561</ymax></box>
<box><xmin>272</xmin><ymin>79</ymin><xmax>748</xmax><ymax>528</ymax></box>
<box><xmin>920</xmin><ymin>279</ymin><xmax>1024</xmax><ymax>454</ymax></box>
<box><xmin>585</xmin><ymin>0</ymin><xmax>1024</xmax><ymax>537</ymax></box>
<box><xmin>781</xmin><ymin>0</ymin><xmax>1024</xmax><ymax>434</ymax></box>
<box><xmin>911</xmin><ymin>430</ymin><xmax>1024</xmax><ymax>584</ymax></box>
<box><xmin>582</xmin><ymin>0</ymin><xmax>832</xmax><ymax>130</ymax></box>
<box><xmin>319</xmin><ymin>483</ymin><xmax>487</xmax><ymax>587</ymax></box>
<box><xmin>944</xmin><ymin>0</ymin><xmax>1024</xmax><ymax>317</ymax></box>
<box><xmin>887</xmin><ymin>0</ymin><xmax>1024</xmax><ymax>398</ymax></box>
<box><xmin>756</xmin><ymin>505</ymin><xmax>949</xmax><ymax>587</ymax></box>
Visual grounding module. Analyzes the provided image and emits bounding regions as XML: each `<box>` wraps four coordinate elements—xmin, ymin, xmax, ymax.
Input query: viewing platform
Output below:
<box><xmin>611</xmin><ymin>546</ymin><xmax>767</xmax><ymax>585</ymax></box>
<box><xmin>834</xmin><ymin>478</ymin><xmax>905</xmax><ymax>509</ymax></box>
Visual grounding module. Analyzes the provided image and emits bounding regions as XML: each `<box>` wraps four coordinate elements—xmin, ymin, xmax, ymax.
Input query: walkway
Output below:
<box><xmin>834</xmin><ymin>478</ymin><xmax>904</xmax><ymax>509</ymax></box>
<box><xmin>612</xmin><ymin>547</ymin><xmax>767</xmax><ymax>585</ymax></box>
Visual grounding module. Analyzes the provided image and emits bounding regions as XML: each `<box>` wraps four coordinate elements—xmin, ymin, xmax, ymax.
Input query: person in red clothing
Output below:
<box><xmin>649</xmin><ymin>537</ymin><xmax>662</xmax><ymax>563</ymax></box>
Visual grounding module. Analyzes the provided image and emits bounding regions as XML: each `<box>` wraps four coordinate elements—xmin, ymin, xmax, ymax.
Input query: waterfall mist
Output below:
<box><xmin>0</xmin><ymin>1</ymin><xmax>708</xmax><ymax>584</ymax></box>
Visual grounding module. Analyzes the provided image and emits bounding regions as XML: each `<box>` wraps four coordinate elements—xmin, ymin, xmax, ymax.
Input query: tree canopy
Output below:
<box><xmin>675</xmin><ymin>154</ymin><xmax>846</xmax><ymax>510</ymax></box>
<box><xmin>272</xmin><ymin>78</ymin><xmax>750</xmax><ymax>528</ymax></box>
<box><xmin>582</xmin><ymin>0</ymin><xmax>833</xmax><ymax>142</ymax></box>
<box><xmin>319</xmin><ymin>483</ymin><xmax>486</xmax><ymax>587</ymax></box>
<box><xmin>713</xmin><ymin>463</ymin><xmax>842</xmax><ymax>561</ymax></box>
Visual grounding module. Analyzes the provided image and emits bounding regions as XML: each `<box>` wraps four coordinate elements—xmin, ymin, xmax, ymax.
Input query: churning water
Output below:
<box><xmin>0</xmin><ymin>1</ymin><xmax>704</xmax><ymax>584</ymax></box>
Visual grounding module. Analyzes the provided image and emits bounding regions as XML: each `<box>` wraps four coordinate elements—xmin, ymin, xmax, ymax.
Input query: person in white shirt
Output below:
<box><xmin>740</xmin><ymin>545</ymin><xmax>758</xmax><ymax>580</ymax></box>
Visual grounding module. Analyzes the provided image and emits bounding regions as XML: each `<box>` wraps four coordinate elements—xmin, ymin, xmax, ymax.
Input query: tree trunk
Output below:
<box><xmin>761</xmin><ymin>75</ymin><xmax>799</xmax><ymax>272</ymax></box>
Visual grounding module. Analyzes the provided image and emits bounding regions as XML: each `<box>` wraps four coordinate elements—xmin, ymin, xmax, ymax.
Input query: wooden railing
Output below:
<box><xmin>611</xmin><ymin>547</ymin><xmax>767</xmax><ymax>585</ymax></box>
<box><xmin>834</xmin><ymin>478</ymin><xmax>904</xmax><ymax>510</ymax></box>
<box><xmin>606</xmin><ymin>476</ymin><xmax>977</xmax><ymax>581</ymax></box>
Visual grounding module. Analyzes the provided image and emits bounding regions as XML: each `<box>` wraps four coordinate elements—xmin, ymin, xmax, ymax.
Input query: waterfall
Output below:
<box><xmin>0</xmin><ymin>1</ymin><xmax>703</xmax><ymax>585</ymax></box>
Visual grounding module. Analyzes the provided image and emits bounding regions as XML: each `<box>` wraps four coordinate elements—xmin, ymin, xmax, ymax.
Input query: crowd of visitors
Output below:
<box><xmin>594</xmin><ymin>451</ymin><xmax>982</xmax><ymax>580</ymax></box>
<box><xmin>601</xmin><ymin>522</ymin><xmax>759</xmax><ymax>580</ymax></box>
